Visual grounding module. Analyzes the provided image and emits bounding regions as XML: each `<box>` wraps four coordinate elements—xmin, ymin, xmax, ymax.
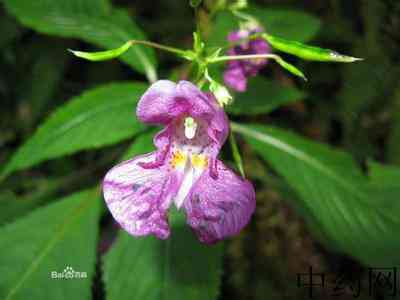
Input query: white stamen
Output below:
<box><xmin>184</xmin><ymin>117</ymin><xmax>197</xmax><ymax>139</ymax></box>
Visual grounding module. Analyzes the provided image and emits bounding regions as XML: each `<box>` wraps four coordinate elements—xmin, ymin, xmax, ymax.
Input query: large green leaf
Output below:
<box><xmin>338</xmin><ymin>54</ymin><xmax>399</xmax><ymax>131</ymax></box>
<box><xmin>103</xmin><ymin>209</ymin><xmax>223</xmax><ymax>300</ymax></box>
<box><xmin>0</xmin><ymin>178</ymin><xmax>60</xmax><ymax>226</ymax></box>
<box><xmin>228</xmin><ymin>77</ymin><xmax>306</xmax><ymax>115</ymax></box>
<box><xmin>1</xmin><ymin>82</ymin><xmax>147</xmax><ymax>179</ymax></box>
<box><xmin>208</xmin><ymin>7</ymin><xmax>320</xmax><ymax>47</ymax></box>
<box><xmin>3</xmin><ymin>0</ymin><xmax>157</xmax><ymax>78</ymax></box>
<box><xmin>120</xmin><ymin>130</ymin><xmax>157</xmax><ymax>161</ymax></box>
<box><xmin>18</xmin><ymin>40</ymin><xmax>70</xmax><ymax>126</ymax></box>
<box><xmin>208</xmin><ymin>11</ymin><xmax>237</xmax><ymax>48</ymax></box>
<box><xmin>0</xmin><ymin>189</ymin><xmax>101</xmax><ymax>300</ymax></box>
<box><xmin>248</xmin><ymin>6</ymin><xmax>321</xmax><ymax>42</ymax></box>
<box><xmin>0</xmin><ymin>191</ymin><xmax>33</xmax><ymax>226</ymax></box>
<box><xmin>232</xmin><ymin>123</ymin><xmax>400</xmax><ymax>266</ymax></box>
<box><xmin>368</xmin><ymin>161</ymin><xmax>400</xmax><ymax>188</ymax></box>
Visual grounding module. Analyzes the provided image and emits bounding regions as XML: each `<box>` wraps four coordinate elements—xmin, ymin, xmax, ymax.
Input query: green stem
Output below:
<box><xmin>128</xmin><ymin>40</ymin><xmax>187</xmax><ymax>56</ymax></box>
<box><xmin>209</xmin><ymin>53</ymin><xmax>280</xmax><ymax>63</ymax></box>
<box><xmin>209</xmin><ymin>53</ymin><xmax>307</xmax><ymax>80</ymax></box>
<box><xmin>229</xmin><ymin>131</ymin><xmax>245</xmax><ymax>178</ymax></box>
<box><xmin>196</xmin><ymin>77</ymin><xmax>206</xmax><ymax>89</ymax></box>
<box><xmin>230</xmin><ymin>9</ymin><xmax>258</xmax><ymax>24</ymax></box>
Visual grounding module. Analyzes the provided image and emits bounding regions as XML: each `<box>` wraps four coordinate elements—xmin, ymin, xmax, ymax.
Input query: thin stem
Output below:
<box><xmin>196</xmin><ymin>77</ymin><xmax>206</xmax><ymax>89</ymax></box>
<box><xmin>218</xmin><ymin>32</ymin><xmax>263</xmax><ymax>53</ymax></box>
<box><xmin>209</xmin><ymin>53</ymin><xmax>281</xmax><ymax>63</ymax></box>
<box><xmin>128</xmin><ymin>40</ymin><xmax>188</xmax><ymax>56</ymax></box>
<box><xmin>208</xmin><ymin>53</ymin><xmax>307</xmax><ymax>81</ymax></box>
<box><xmin>194</xmin><ymin>6</ymin><xmax>202</xmax><ymax>40</ymax></box>
<box><xmin>229</xmin><ymin>131</ymin><xmax>245</xmax><ymax>178</ymax></box>
<box><xmin>231</xmin><ymin>9</ymin><xmax>258</xmax><ymax>24</ymax></box>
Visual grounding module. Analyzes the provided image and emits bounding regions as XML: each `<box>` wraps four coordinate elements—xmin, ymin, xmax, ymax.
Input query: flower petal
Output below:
<box><xmin>137</xmin><ymin>80</ymin><xmax>218</xmax><ymax>125</ymax></box>
<box><xmin>137</xmin><ymin>80</ymin><xmax>179</xmax><ymax>124</ymax></box>
<box><xmin>224</xmin><ymin>67</ymin><xmax>247</xmax><ymax>92</ymax></box>
<box><xmin>250</xmin><ymin>39</ymin><xmax>271</xmax><ymax>56</ymax></box>
<box><xmin>102</xmin><ymin>152</ymin><xmax>177</xmax><ymax>239</ymax></box>
<box><xmin>183</xmin><ymin>160</ymin><xmax>256</xmax><ymax>244</ymax></box>
<box><xmin>223</xmin><ymin>28</ymin><xmax>270</xmax><ymax>92</ymax></box>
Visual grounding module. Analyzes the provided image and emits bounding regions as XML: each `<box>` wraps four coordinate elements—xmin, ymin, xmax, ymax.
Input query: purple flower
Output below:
<box><xmin>223</xmin><ymin>28</ymin><xmax>271</xmax><ymax>92</ymax></box>
<box><xmin>102</xmin><ymin>80</ymin><xmax>256</xmax><ymax>244</ymax></box>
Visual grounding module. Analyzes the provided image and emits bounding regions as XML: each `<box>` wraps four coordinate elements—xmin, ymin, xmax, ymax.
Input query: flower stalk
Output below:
<box><xmin>210</xmin><ymin>53</ymin><xmax>307</xmax><ymax>81</ymax></box>
<box><xmin>208</xmin><ymin>53</ymin><xmax>280</xmax><ymax>63</ymax></box>
<box><xmin>127</xmin><ymin>40</ymin><xmax>188</xmax><ymax>57</ymax></box>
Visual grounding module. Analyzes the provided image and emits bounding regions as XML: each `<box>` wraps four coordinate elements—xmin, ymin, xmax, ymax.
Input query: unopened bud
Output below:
<box><xmin>210</xmin><ymin>82</ymin><xmax>233</xmax><ymax>106</ymax></box>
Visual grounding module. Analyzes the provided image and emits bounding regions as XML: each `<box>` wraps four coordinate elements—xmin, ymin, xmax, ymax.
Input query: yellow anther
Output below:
<box><xmin>171</xmin><ymin>151</ymin><xmax>186</xmax><ymax>168</ymax></box>
<box><xmin>191</xmin><ymin>154</ymin><xmax>208</xmax><ymax>169</ymax></box>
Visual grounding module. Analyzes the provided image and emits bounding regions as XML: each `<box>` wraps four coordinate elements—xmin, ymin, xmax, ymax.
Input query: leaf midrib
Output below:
<box><xmin>233</xmin><ymin>123</ymin><xmax>400</xmax><ymax>225</ymax></box>
<box><xmin>41</xmin><ymin>98</ymin><xmax>138</xmax><ymax>145</ymax></box>
<box><xmin>5</xmin><ymin>190</ymin><xmax>98</xmax><ymax>300</ymax></box>
<box><xmin>231</xmin><ymin>122</ymin><xmax>366</xmax><ymax>198</ymax></box>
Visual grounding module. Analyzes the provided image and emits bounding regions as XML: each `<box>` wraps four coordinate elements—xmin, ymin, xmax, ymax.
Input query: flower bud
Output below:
<box><xmin>210</xmin><ymin>81</ymin><xmax>233</xmax><ymax>106</ymax></box>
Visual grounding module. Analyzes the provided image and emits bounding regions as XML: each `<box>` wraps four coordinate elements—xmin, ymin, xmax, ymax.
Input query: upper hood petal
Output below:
<box><xmin>137</xmin><ymin>80</ymin><xmax>230</xmax><ymax>154</ymax></box>
<box><xmin>137</xmin><ymin>80</ymin><xmax>179</xmax><ymax>124</ymax></box>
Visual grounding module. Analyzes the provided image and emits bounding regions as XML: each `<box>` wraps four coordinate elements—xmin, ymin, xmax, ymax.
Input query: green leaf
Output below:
<box><xmin>0</xmin><ymin>191</ymin><xmax>31</xmax><ymax>226</ymax></box>
<box><xmin>228</xmin><ymin>77</ymin><xmax>306</xmax><ymax>115</ymax></box>
<box><xmin>0</xmin><ymin>196</ymin><xmax>42</xmax><ymax>227</ymax></box>
<box><xmin>18</xmin><ymin>40</ymin><xmax>70</xmax><ymax>125</ymax></box>
<box><xmin>207</xmin><ymin>11</ymin><xmax>238</xmax><ymax>47</ymax></box>
<box><xmin>103</xmin><ymin>209</ymin><xmax>223</xmax><ymax>300</ymax></box>
<box><xmin>232</xmin><ymin>123</ymin><xmax>400</xmax><ymax>266</ymax></box>
<box><xmin>368</xmin><ymin>161</ymin><xmax>400</xmax><ymax>187</ymax></box>
<box><xmin>1</xmin><ymin>82</ymin><xmax>147</xmax><ymax>179</ymax></box>
<box><xmin>0</xmin><ymin>174</ymin><xmax>65</xmax><ymax>226</ymax></box>
<box><xmin>69</xmin><ymin>40</ymin><xmax>133</xmax><ymax>61</ymax></box>
<box><xmin>367</xmin><ymin>162</ymin><xmax>400</xmax><ymax>213</ymax></box>
<box><xmin>248</xmin><ymin>6</ymin><xmax>321</xmax><ymax>42</ymax></box>
<box><xmin>263</xmin><ymin>34</ymin><xmax>362</xmax><ymax>62</ymax></box>
<box><xmin>3</xmin><ymin>0</ymin><xmax>157</xmax><ymax>78</ymax></box>
<box><xmin>229</xmin><ymin>132</ymin><xmax>245</xmax><ymax>178</ymax></box>
<box><xmin>0</xmin><ymin>189</ymin><xmax>101</xmax><ymax>300</ymax></box>
<box><xmin>120</xmin><ymin>130</ymin><xmax>157</xmax><ymax>161</ymax></box>
<box><xmin>272</xmin><ymin>56</ymin><xmax>307</xmax><ymax>81</ymax></box>
<box><xmin>208</xmin><ymin>8</ymin><xmax>321</xmax><ymax>48</ymax></box>
<box><xmin>336</xmin><ymin>49</ymin><xmax>400</xmax><ymax>158</ymax></box>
